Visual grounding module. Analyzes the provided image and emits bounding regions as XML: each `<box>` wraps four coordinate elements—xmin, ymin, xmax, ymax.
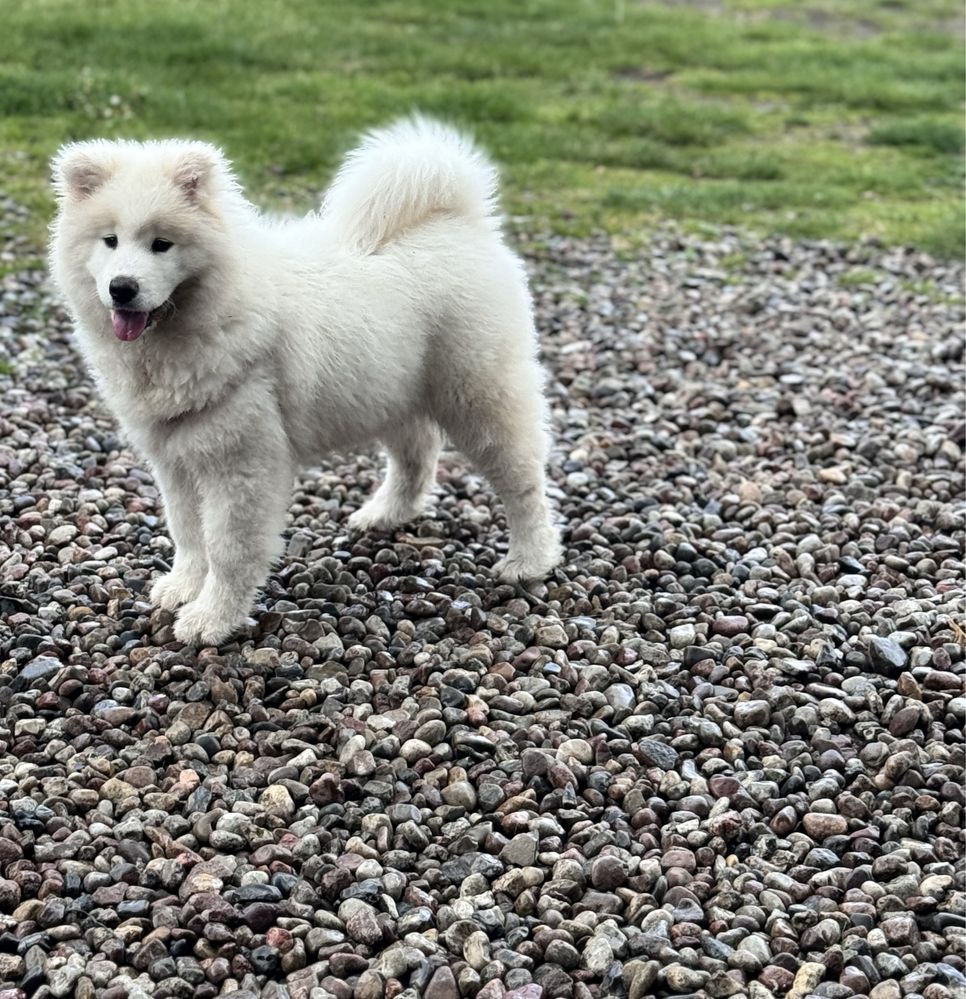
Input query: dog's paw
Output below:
<box><xmin>494</xmin><ymin>542</ymin><xmax>563</xmax><ymax>584</ymax></box>
<box><xmin>348</xmin><ymin>497</ymin><xmax>421</xmax><ymax>533</ymax></box>
<box><xmin>173</xmin><ymin>600</ymin><xmax>244</xmax><ymax>647</ymax></box>
<box><xmin>149</xmin><ymin>568</ymin><xmax>206</xmax><ymax>612</ymax></box>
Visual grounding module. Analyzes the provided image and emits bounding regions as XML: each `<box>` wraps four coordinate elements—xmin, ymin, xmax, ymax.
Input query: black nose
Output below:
<box><xmin>109</xmin><ymin>277</ymin><xmax>139</xmax><ymax>305</ymax></box>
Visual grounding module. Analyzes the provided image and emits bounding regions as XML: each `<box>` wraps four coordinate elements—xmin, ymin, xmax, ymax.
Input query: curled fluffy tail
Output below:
<box><xmin>322</xmin><ymin>116</ymin><xmax>500</xmax><ymax>253</ymax></box>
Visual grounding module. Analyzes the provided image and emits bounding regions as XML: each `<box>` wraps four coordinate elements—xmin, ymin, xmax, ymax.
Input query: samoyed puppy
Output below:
<box><xmin>49</xmin><ymin>118</ymin><xmax>562</xmax><ymax>646</ymax></box>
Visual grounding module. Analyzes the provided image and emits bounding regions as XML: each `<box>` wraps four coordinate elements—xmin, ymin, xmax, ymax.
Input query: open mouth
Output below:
<box><xmin>110</xmin><ymin>305</ymin><xmax>164</xmax><ymax>342</ymax></box>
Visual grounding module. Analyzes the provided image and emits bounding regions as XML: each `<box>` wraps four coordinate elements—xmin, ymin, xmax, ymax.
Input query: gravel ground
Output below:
<box><xmin>0</xmin><ymin>202</ymin><xmax>964</xmax><ymax>999</ymax></box>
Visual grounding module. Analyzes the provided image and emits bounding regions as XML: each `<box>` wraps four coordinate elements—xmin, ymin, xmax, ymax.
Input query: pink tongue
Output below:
<box><xmin>111</xmin><ymin>310</ymin><xmax>149</xmax><ymax>341</ymax></box>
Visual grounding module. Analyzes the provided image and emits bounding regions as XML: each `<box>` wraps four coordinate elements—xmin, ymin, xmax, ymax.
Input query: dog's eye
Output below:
<box><xmin>151</xmin><ymin>238</ymin><xmax>173</xmax><ymax>253</ymax></box>
<box><xmin>103</xmin><ymin>235</ymin><xmax>118</xmax><ymax>249</ymax></box>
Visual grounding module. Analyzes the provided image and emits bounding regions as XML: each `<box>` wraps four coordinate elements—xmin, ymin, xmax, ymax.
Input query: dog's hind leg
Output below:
<box><xmin>349</xmin><ymin>416</ymin><xmax>442</xmax><ymax>531</ymax></box>
<box><xmin>435</xmin><ymin>356</ymin><xmax>562</xmax><ymax>582</ymax></box>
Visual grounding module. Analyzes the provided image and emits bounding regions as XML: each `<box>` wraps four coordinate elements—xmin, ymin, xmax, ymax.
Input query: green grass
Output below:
<box><xmin>0</xmin><ymin>258</ymin><xmax>46</xmax><ymax>277</ymax></box>
<box><xmin>0</xmin><ymin>0</ymin><xmax>962</xmax><ymax>256</ymax></box>
<box><xmin>868</xmin><ymin>117</ymin><xmax>964</xmax><ymax>154</ymax></box>
<box><xmin>838</xmin><ymin>267</ymin><xmax>881</xmax><ymax>287</ymax></box>
<box><xmin>899</xmin><ymin>276</ymin><xmax>966</xmax><ymax>302</ymax></box>
<box><xmin>834</xmin><ymin>268</ymin><xmax>965</xmax><ymax>302</ymax></box>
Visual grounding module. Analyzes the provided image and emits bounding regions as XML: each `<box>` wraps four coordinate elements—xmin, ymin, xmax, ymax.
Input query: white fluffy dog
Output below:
<box><xmin>48</xmin><ymin>118</ymin><xmax>562</xmax><ymax>646</ymax></box>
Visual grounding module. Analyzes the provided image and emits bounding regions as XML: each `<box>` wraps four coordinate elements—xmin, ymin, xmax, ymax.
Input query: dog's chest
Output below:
<box><xmin>87</xmin><ymin>335</ymin><xmax>228</xmax><ymax>427</ymax></box>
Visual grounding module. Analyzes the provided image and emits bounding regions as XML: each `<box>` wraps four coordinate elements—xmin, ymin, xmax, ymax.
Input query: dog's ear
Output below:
<box><xmin>51</xmin><ymin>143</ymin><xmax>114</xmax><ymax>200</ymax></box>
<box><xmin>172</xmin><ymin>144</ymin><xmax>227</xmax><ymax>203</ymax></box>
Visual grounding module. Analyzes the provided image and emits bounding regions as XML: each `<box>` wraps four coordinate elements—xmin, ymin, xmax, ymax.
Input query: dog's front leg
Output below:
<box><xmin>173</xmin><ymin>442</ymin><xmax>293</xmax><ymax>647</ymax></box>
<box><xmin>148</xmin><ymin>465</ymin><xmax>208</xmax><ymax>611</ymax></box>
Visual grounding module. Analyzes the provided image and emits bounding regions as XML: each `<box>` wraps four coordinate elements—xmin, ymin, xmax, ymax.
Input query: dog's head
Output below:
<box><xmin>51</xmin><ymin>139</ymin><xmax>237</xmax><ymax>341</ymax></box>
